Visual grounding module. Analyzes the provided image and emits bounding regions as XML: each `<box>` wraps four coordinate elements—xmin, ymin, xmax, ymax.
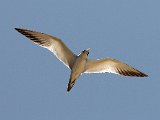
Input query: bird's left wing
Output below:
<box><xmin>84</xmin><ymin>58</ymin><xmax>148</xmax><ymax>77</ymax></box>
<box><xmin>15</xmin><ymin>28</ymin><xmax>77</xmax><ymax>69</ymax></box>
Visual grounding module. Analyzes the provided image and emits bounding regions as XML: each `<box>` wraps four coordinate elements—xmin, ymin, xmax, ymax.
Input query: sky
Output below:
<box><xmin>0</xmin><ymin>0</ymin><xmax>160</xmax><ymax>120</ymax></box>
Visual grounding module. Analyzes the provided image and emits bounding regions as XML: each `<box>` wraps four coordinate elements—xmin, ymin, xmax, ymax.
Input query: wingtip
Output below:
<box><xmin>15</xmin><ymin>28</ymin><xmax>20</xmax><ymax>30</ymax></box>
<box><xmin>15</xmin><ymin>28</ymin><xmax>22</xmax><ymax>32</ymax></box>
<box><xmin>143</xmin><ymin>73</ymin><xmax>148</xmax><ymax>77</ymax></box>
<box><xmin>117</xmin><ymin>67</ymin><xmax>148</xmax><ymax>77</ymax></box>
<box><xmin>133</xmin><ymin>72</ymin><xmax>148</xmax><ymax>77</ymax></box>
<box><xmin>15</xmin><ymin>28</ymin><xmax>28</xmax><ymax>32</ymax></box>
<box><xmin>137</xmin><ymin>71</ymin><xmax>148</xmax><ymax>77</ymax></box>
<box><xmin>15</xmin><ymin>28</ymin><xmax>18</xmax><ymax>31</ymax></box>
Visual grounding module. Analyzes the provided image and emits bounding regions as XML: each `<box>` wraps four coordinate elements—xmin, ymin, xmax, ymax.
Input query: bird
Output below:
<box><xmin>15</xmin><ymin>28</ymin><xmax>148</xmax><ymax>92</ymax></box>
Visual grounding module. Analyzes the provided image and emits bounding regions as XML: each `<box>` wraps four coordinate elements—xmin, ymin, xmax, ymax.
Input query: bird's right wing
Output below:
<box><xmin>84</xmin><ymin>58</ymin><xmax>148</xmax><ymax>77</ymax></box>
<box><xmin>15</xmin><ymin>28</ymin><xmax>77</xmax><ymax>69</ymax></box>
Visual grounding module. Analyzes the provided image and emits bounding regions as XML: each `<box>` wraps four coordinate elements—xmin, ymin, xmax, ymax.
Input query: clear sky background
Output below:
<box><xmin>0</xmin><ymin>0</ymin><xmax>159</xmax><ymax>120</ymax></box>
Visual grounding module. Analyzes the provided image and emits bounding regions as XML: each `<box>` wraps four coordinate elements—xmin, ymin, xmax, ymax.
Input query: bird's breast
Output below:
<box><xmin>71</xmin><ymin>57</ymin><xmax>87</xmax><ymax>75</ymax></box>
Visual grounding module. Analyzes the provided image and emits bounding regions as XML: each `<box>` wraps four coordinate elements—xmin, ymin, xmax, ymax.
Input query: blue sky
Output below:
<box><xmin>0</xmin><ymin>0</ymin><xmax>160</xmax><ymax>120</ymax></box>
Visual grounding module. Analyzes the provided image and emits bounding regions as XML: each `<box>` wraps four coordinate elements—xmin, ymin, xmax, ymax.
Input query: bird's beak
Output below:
<box><xmin>86</xmin><ymin>48</ymin><xmax>90</xmax><ymax>52</ymax></box>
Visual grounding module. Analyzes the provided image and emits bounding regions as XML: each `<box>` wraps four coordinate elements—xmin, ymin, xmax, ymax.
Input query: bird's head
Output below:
<box><xmin>82</xmin><ymin>48</ymin><xmax>90</xmax><ymax>55</ymax></box>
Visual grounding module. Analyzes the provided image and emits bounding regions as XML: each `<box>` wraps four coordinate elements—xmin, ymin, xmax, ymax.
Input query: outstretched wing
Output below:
<box><xmin>15</xmin><ymin>28</ymin><xmax>77</xmax><ymax>69</ymax></box>
<box><xmin>84</xmin><ymin>58</ymin><xmax>148</xmax><ymax>77</ymax></box>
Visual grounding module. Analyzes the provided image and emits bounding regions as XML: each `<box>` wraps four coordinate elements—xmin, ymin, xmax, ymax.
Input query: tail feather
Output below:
<box><xmin>67</xmin><ymin>79</ymin><xmax>76</xmax><ymax>92</ymax></box>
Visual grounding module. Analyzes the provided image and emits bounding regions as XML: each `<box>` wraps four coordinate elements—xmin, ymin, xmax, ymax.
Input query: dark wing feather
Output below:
<box><xmin>15</xmin><ymin>28</ymin><xmax>77</xmax><ymax>69</ymax></box>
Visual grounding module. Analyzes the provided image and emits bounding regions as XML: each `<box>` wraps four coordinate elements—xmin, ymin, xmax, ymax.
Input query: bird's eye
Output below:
<box><xmin>82</xmin><ymin>50</ymin><xmax>85</xmax><ymax>53</ymax></box>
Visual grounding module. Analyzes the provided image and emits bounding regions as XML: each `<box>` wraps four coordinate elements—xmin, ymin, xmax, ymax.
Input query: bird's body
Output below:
<box><xmin>15</xmin><ymin>28</ymin><xmax>148</xmax><ymax>92</ymax></box>
<box><xmin>68</xmin><ymin>50</ymin><xmax>89</xmax><ymax>91</ymax></box>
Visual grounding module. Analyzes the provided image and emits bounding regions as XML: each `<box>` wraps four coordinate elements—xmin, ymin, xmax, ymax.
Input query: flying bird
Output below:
<box><xmin>15</xmin><ymin>28</ymin><xmax>148</xmax><ymax>92</ymax></box>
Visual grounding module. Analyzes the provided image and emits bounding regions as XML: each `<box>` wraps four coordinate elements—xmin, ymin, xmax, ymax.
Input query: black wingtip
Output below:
<box><xmin>15</xmin><ymin>28</ymin><xmax>22</xmax><ymax>32</ymax></box>
<box><xmin>15</xmin><ymin>28</ymin><xmax>20</xmax><ymax>31</ymax></box>
<box><xmin>143</xmin><ymin>73</ymin><xmax>148</xmax><ymax>77</ymax></box>
<box><xmin>117</xmin><ymin>67</ymin><xmax>148</xmax><ymax>77</ymax></box>
<box><xmin>136</xmin><ymin>70</ymin><xmax>148</xmax><ymax>77</ymax></box>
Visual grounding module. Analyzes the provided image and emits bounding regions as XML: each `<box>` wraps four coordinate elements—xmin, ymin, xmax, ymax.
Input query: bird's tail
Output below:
<box><xmin>67</xmin><ymin>78</ymin><xmax>76</xmax><ymax>92</ymax></box>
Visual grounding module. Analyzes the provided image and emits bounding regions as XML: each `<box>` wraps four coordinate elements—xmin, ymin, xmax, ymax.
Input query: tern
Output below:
<box><xmin>15</xmin><ymin>28</ymin><xmax>148</xmax><ymax>92</ymax></box>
